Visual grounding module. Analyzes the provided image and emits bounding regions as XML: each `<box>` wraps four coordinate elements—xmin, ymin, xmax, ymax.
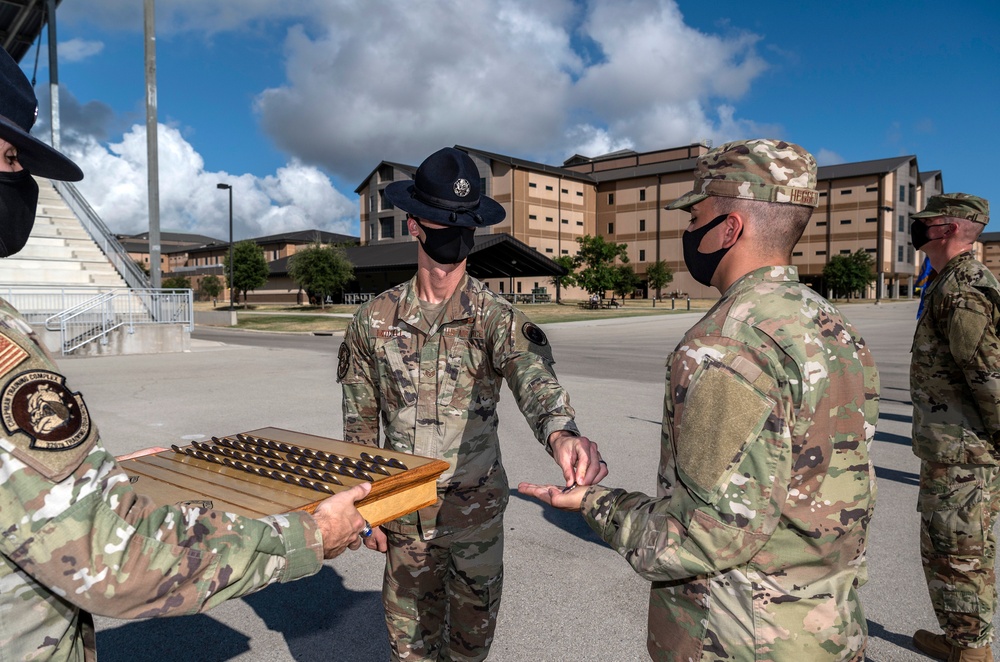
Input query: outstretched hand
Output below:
<box><xmin>518</xmin><ymin>482</ymin><xmax>587</xmax><ymax>511</ymax></box>
<box><xmin>548</xmin><ymin>431</ymin><xmax>608</xmax><ymax>487</ymax></box>
<box><xmin>312</xmin><ymin>481</ymin><xmax>372</xmax><ymax>559</ymax></box>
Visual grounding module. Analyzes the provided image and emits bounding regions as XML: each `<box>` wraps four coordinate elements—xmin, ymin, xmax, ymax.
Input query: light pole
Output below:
<box><xmin>217</xmin><ymin>183</ymin><xmax>234</xmax><ymax>309</ymax></box>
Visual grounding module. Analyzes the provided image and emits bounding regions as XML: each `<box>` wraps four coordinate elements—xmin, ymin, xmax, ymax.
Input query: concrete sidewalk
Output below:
<box><xmin>53</xmin><ymin>300</ymin><xmax>986</xmax><ymax>661</ymax></box>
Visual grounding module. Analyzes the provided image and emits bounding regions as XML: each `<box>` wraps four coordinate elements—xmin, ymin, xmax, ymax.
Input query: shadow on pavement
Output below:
<box><xmin>868</xmin><ymin>618</ymin><xmax>918</xmax><ymax>656</ymax></box>
<box><xmin>97</xmin><ymin>566</ymin><xmax>388</xmax><ymax>662</ymax></box>
<box><xmin>874</xmin><ymin>430</ymin><xmax>913</xmax><ymax>447</ymax></box>
<box><xmin>874</xmin><ymin>466</ymin><xmax>920</xmax><ymax>487</ymax></box>
<box><xmin>510</xmin><ymin>490</ymin><xmax>607</xmax><ymax>547</ymax></box>
<box><xmin>879</xmin><ymin>412</ymin><xmax>913</xmax><ymax>424</ymax></box>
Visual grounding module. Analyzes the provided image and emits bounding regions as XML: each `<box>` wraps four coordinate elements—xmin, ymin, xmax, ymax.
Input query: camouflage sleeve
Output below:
<box><xmin>339</xmin><ymin>310</ymin><xmax>381</xmax><ymax>447</ymax></box>
<box><xmin>580</xmin><ymin>337</ymin><xmax>783</xmax><ymax>581</ymax></box>
<box><xmin>0</xmin><ymin>437</ymin><xmax>323</xmax><ymax>619</ymax></box>
<box><xmin>946</xmin><ymin>290</ymin><xmax>1000</xmax><ymax>440</ymax></box>
<box><xmin>488</xmin><ymin>305</ymin><xmax>579</xmax><ymax>447</ymax></box>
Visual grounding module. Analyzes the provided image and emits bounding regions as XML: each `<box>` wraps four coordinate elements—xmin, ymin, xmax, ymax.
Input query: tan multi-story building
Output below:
<box><xmin>357</xmin><ymin>143</ymin><xmax>950</xmax><ymax>301</ymax></box>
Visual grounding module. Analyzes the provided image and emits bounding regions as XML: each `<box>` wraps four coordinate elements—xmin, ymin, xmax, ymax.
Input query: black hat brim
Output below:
<box><xmin>0</xmin><ymin>118</ymin><xmax>83</xmax><ymax>182</ymax></box>
<box><xmin>384</xmin><ymin>180</ymin><xmax>505</xmax><ymax>228</ymax></box>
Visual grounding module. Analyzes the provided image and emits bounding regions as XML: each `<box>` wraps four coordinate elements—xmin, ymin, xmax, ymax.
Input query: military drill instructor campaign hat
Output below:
<box><xmin>384</xmin><ymin>147</ymin><xmax>505</xmax><ymax>228</ymax></box>
<box><xmin>666</xmin><ymin>138</ymin><xmax>819</xmax><ymax>212</ymax></box>
<box><xmin>0</xmin><ymin>47</ymin><xmax>82</xmax><ymax>182</ymax></box>
<box><xmin>911</xmin><ymin>192</ymin><xmax>989</xmax><ymax>225</ymax></box>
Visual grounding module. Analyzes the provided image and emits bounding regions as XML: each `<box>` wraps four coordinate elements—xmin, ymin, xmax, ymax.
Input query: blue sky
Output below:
<box><xmin>22</xmin><ymin>0</ymin><xmax>1000</xmax><ymax>241</ymax></box>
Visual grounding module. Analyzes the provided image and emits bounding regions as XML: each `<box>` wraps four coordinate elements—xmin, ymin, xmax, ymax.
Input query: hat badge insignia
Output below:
<box><xmin>453</xmin><ymin>178</ymin><xmax>471</xmax><ymax>198</ymax></box>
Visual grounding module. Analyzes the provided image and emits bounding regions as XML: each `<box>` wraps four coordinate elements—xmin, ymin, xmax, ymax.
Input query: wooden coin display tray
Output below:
<box><xmin>118</xmin><ymin>426</ymin><xmax>449</xmax><ymax>527</ymax></box>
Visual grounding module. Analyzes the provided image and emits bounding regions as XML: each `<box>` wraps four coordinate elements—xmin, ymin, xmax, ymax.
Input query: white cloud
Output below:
<box><xmin>62</xmin><ymin>123</ymin><xmax>356</xmax><ymax>239</ymax></box>
<box><xmin>58</xmin><ymin>39</ymin><xmax>104</xmax><ymax>63</ymax></box>
<box><xmin>815</xmin><ymin>149</ymin><xmax>846</xmax><ymax>166</ymax></box>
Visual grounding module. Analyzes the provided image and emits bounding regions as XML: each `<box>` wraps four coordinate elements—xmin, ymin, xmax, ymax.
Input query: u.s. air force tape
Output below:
<box><xmin>521</xmin><ymin>322</ymin><xmax>548</xmax><ymax>346</ymax></box>
<box><xmin>338</xmin><ymin>342</ymin><xmax>351</xmax><ymax>381</ymax></box>
<box><xmin>1</xmin><ymin>369</ymin><xmax>91</xmax><ymax>451</ymax></box>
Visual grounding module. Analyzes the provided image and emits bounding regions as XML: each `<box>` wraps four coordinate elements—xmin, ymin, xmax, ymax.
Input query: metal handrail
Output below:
<box><xmin>51</xmin><ymin>180</ymin><xmax>151</xmax><ymax>290</ymax></box>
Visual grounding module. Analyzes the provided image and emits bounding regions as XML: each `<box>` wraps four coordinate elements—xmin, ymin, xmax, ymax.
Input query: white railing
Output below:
<box><xmin>0</xmin><ymin>287</ymin><xmax>192</xmax><ymax>355</ymax></box>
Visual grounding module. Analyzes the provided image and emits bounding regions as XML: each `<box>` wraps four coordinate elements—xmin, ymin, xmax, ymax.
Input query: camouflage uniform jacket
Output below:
<box><xmin>581</xmin><ymin>266</ymin><xmax>880</xmax><ymax>661</ymax></box>
<box><xmin>911</xmin><ymin>251</ymin><xmax>1000</xmax><ymax>466</ymax></box>
<box><xmin>0</xmin><ymin>299</ymin><xmax>323</xmax><ymax>662</ymax></box>
<box><xmin>338</xmin><ymin>274</ymin><xmax>578</xmax><ymax>538</ymax></box>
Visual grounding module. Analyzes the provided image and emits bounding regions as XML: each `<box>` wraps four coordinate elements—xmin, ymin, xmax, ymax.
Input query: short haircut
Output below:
<box><xmin>713</xmin><ymin>197</ymin><xmax>812</xmax><ymax>257</ymax></box>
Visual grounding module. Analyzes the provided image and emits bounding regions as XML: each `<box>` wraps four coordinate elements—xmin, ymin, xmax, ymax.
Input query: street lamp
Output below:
<box><xmin>217</xmin><ymin>183</ymin><xmax>234</xmax><ymax>309</ymax></box>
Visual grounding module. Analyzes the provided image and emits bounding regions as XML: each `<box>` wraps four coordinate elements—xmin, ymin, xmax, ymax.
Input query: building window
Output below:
<box><xmin>576</xmin><ymin>221</ymin><xmax>583</xmax><ymax>226</ymax></box>
<box><xmin>368</xmin><ymin>224</ymin><xmax>374</xmax><ymax>241</ymax></box>
<box><xmin>866</xmin><ymin>217</ymin><xmax>877</xmax><ymax>223</ymax></box>
<box><xmin>866</xmin><ymin>186</ymin><xmax>878</xmax><ymax>192</ymax></box>
<box><xmin>841</xmin><ymin>189</ymin><xmax>852</xmax><ymax>195</ymax></box>
<box><xmin>561</xmin><ymin>188</ymin><xmax>568</xmax><ymax>194</ymax></box>
<box><xmin>639</xmin><ymin>249</ymin><xmax>646</xmax><ymax>261</ymax></box>
<box><xmin>898</xmin><ymin>215</ymin><xmax>905</xmax><ymax>232</ymax></box>
<box><xmin>819</xmin><ymin>192</ymin><xmax>828</xmax><ymax>197</ymax></box>
<box><xmin>608</xmin><ymin>193</ymin><xmax>614</xmax><ymax>205</ymax></box>
<box><xmin>576</xmin><ymin>191</ymin><xmax>583</xmax><ymax>197</ymax></box>
<box><xmin>529</xmin><ymin>182</ymin><xmax>537</xmax><ymax>188</ymax></box>
<box><xmin>866</xmin><ymin>248</ymin><xmax>877</xmax><ymax>253</ymax></box>
<box><xmin>816</xmin><ymin>221</ymin><xmax>827</xmax><ymax>226</ymax></box>
<box><xmin>546</xmin><ymin>216</ymin><xmax>553</xmax><ymax>222</ymax></box>
<box><xmin>639</xmin><ymin>219</ymin><xmax>646</xmax><ymax>231</ymax></box>
<box><xmin>639</xmin><ymin>190</ymin><xmax>646</xmax><ymax>202</ymax></box>
<box><xmin>561</xmin><ymin>249</ymin><xmax>569</xmax><ymax>254</ymax></box>
<box><xmin>792</xmin><ymin>251</ymin><xmax>803</xmax><ymax>257</ymax></box>
<box><xmin>529</xmin><ymin>214</ymin><xmax>537</xmax><ymax>220</ymax></box>
<box><xmin>545</xmin><ymin>248</ymin><xmax>553</xmax><ymax>253</ymax></box>
<box><xmin>899</xmin><ymin>185</ymin><xmax>905</xmax><ymax>202</ymax></box>
<box><xmin>380</xmin><ymin>218</ymin><xmax>395</xmax><ymax>239</ymax></box>
<box><xmin>499</xmin><ymin>281</ymin><xmax>504</xmax><ymax>293</ymax></box>
<box><xmin>545</xmin><ymin>185</ymin><xmax>553</xmax><ymax>191</ymax></box>
<box><xmin>908</xmin><ymin>246</ymin><xmax>914</xmax><ymax>263</ymax></box>
<box><xmin>841</xmin><ymin>249</ymin><xmax>851</xmax><ymax>254</ymax></box>
<box><xmin>608</xmin><ymin>223</ymin><xmax>614</xmax><ymax>233</ymax></box>
<box><xmin>369</xmin><ymin>195</ymin><xmax>375</xmax><ymax>212</ymax></box>
<box><xmin>898</xmin><ymin>246</ymin><xmax>904</xmax><ymax>262</ymax></box>
<box><xmin>562</xmin><ymin>219</ymin><xmax>568</xmax><ymax>224</ymax></box>
<box><xmin>840</xmin><ymin>219</ymin><xmax>851</xmax><ymax>225</ymax></box>
<box><xmin>401</xmin><ymin>220</ymin><xmax>409</xmax><ymax>236</ymax></box>
<box><xmin>816</xmin><ymin>250</ymin><xmax>827</xmax><ymax>256</ymax></box>
<box><xmin>379</xmin><ymin>190</ymin><xmax>394</xmax><ymax>211</ymax></box>
<box><xmin>517</xmin><ymin>282</ymin><xmax>522</xmax><ymax>293</ymax></box>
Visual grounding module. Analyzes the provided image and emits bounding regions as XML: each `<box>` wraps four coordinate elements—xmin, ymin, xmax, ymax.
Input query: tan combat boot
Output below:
<box><xmin>913</xmin><ymin>630</ymin><xmax>994</xmax><ymax>661</ymax></box>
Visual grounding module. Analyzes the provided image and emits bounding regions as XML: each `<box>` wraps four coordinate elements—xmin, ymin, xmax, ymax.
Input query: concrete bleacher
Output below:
<box><xmin>0</xmin><ymin>178</ymin><xmax>127</xmax><ymax>288</ymax></box>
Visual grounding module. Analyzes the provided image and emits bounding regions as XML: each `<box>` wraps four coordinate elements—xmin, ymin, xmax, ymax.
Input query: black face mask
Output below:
<box><xmin>910</xmin><ymin>220</ymin><xmax>950</xmax><ymax>251</ymax></box>
<box><xmin>682</xmin><ymin>213</ymin><xmax>741</xmax><ymax>287</ymax></box>
<box><xmin>416</xmin><ymin>220</ymin><xmax>475</xmax><ymax>264</ymax></box>
<box><xmin>0</xmin><ymin>169</ymin><xmax>39</xmax><ymax>258</ymax></box>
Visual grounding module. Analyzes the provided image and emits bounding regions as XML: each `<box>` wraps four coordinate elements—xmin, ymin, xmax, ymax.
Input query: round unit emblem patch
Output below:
<box><xmin>521</xmin><ymin>322</ymin><xmax>548</xmax><ymax>347</ymax></box>
<box><xmin>453</xmin><ymin>178</ymin><xmax>471</xmax><ymax>198</ymax></box>
<box><xmin>1</xmin><ymin>370</ymin><xmax>90</xmax><ymax>451</ymax></box>
<box><xmin>337</xmin><ymin>342</ymin><xmax>351</xmax><ymax>381</ymax></box>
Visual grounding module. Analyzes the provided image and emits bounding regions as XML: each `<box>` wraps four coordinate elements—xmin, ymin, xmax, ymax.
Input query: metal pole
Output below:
<box><xmin>143</xmin><ymin>0</ymin><xmax>161</xmax><ymax>288</ymax></box>
<box><xmin>228</xmin><ymin>186</ymin><xmax>234</xmax><ymax>309</ymax></box>
<box><xmin>45</xmin><ymin>0</ymin><xmax>59</xmax><ymax>151</ymax></box>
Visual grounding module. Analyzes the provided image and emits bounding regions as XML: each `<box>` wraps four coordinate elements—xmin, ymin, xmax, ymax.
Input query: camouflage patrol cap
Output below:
<box><xmin>666</xmin><ymin>138</ymin><xmax>819</xmax><ymax>211</ymax></box>
<box><xmin>911</xmin><ymin>192</ymin><xmax>989</xmax><ymax>225</ymax></box>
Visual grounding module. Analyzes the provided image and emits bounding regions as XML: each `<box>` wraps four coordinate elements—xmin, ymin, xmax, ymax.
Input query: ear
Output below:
<box><xmin>406</xmin><ymin>215</ymin><xmax>421</xmax><ymax>238</ymax></box>
<box><xmin>720</xmin><ymin>213</ymin><xmax>744</xmax><ymax>249</ymax></box>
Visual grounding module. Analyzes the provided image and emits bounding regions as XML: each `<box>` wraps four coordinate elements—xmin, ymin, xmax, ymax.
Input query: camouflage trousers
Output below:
<box><xmin>918</xmin><ymin>461</ymin><xmax>1000</xmax><ymax>647</ymax></box>
<box><xmin>382</xmin><ymin>514</ymin><xmax>504</xmax><ymax>661</ymax></box>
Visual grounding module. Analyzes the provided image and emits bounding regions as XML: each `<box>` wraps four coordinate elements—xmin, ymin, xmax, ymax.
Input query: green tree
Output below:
<box><xmin>161</xmin><ymin>275</ymin><xmax>191</xmax><ymax>290</ymax></box>
<box><xmin>287</xmin><ymin>242</ymin><xmax>355</xmax><ymax>309</ymax></box>
<box><xmin>198</xmin><ymin>274</ymin><xmax>223</xmax><ymax>304</ymax></box>
<box><xmin>822</xmin><ymin>250</ymin><xmax>875</xmax><ymax>299</ymax></box>
<box><xmin>224</xmin><ymin>240</ymin><xmax>269</xmax><ymax>305</ymax></box>
<box><xmin>644</xmin><ymin>260</ymin><xmax>674</xmax><ymax>300</ymax></box>
<box><xmin>133</xmin><ymin>259</ymin><xmax>150</xmax><ymax>277</ymax></box>
<box><xmin>611</xmin><ymin>263</ymin><xmax>640</xmax><ymax>304</ymax></box>
<box><xmin>572</xmin><ymin>235</ymin><xmax>629</xmax><ymax>300</ymax></box>
<box><xmin>549</xmin><ymin>255</ymin><xmax>577</xmax><ymax>304</ymax></box>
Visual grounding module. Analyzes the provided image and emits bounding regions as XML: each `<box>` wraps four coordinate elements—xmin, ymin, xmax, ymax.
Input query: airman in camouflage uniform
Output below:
<box><xmin>338</xmin><ymin>147</ymin><xmax>606</xmax><ymax>661</ymax></box>
<box><xmin>0</xmin><ymin>46</ymin><xmax>371</xmax><ymax>661</ymax></box>
<box><xmin>521</xmin><ymin>139</ymin><xmax>880</xmax><ymax>661</ymax></box>
<box><xmin>909</xmin><ymin>193</ymin><xmax>998</xmax><ymax>662</ymax></box>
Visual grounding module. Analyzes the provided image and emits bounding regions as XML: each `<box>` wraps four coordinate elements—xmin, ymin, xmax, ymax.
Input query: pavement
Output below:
<box><xmin>51</xmin><ymin>299</ymin><xmax>991</xmax><ymax>661</ymax></box>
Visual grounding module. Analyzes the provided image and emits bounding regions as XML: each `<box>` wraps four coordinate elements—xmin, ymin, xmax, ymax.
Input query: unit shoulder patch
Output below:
<box><xmin>337</xmin><ymin>342</ymin><xmax>351</xmax><ymax>381</ymax></box>
<box><xmin>1</xmin><ymin>369</ymin><xmax>91</xmax><ymax>451</ymax></box>
<box><xmin>521</xmin><ymin>322</ymin><xmax>548</xmax><ymax>347</ymax></box>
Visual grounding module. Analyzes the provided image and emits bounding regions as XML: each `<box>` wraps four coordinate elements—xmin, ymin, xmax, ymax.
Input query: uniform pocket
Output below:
<box><xmin>917</xmin><ymin>467</ymin><xmax>987</xmax><ymax>557</ymax></box>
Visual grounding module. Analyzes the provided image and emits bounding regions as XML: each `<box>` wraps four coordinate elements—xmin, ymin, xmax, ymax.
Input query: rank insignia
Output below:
<box><xmin>1</xmin><ymin>370</ymin><xmax>91</xmax><ymax>451</ymax></box>
<box><xmin>521</xmin><ymin>322</ymin><xmax>548</xmax><ymax>346</ymax></box>
<box><xmin>337</xmin><ymin>342</ymin><xmax>351</xmax><ymax>381</ymax></box>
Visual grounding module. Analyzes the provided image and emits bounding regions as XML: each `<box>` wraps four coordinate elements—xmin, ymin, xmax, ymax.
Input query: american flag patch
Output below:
<box><xmin>0</xmin><ymin>333</ymin><xmax>28</xmax><ymax>376</ymax></box>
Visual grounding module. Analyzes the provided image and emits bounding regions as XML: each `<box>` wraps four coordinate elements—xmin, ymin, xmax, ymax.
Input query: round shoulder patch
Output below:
<box><xmin>521</xmin><ymin>322</ymin><xmax>548</xmax><ymax>346</ymax></box>
<box><xmin>1</xmin><ymin>370</ymin><xmax>91</xmax><ymax>451</ymax></box>
<box><xmin>337</xmin><ymin>342</ymin><xmax>351</xmax><ymax>381</ymax></box>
